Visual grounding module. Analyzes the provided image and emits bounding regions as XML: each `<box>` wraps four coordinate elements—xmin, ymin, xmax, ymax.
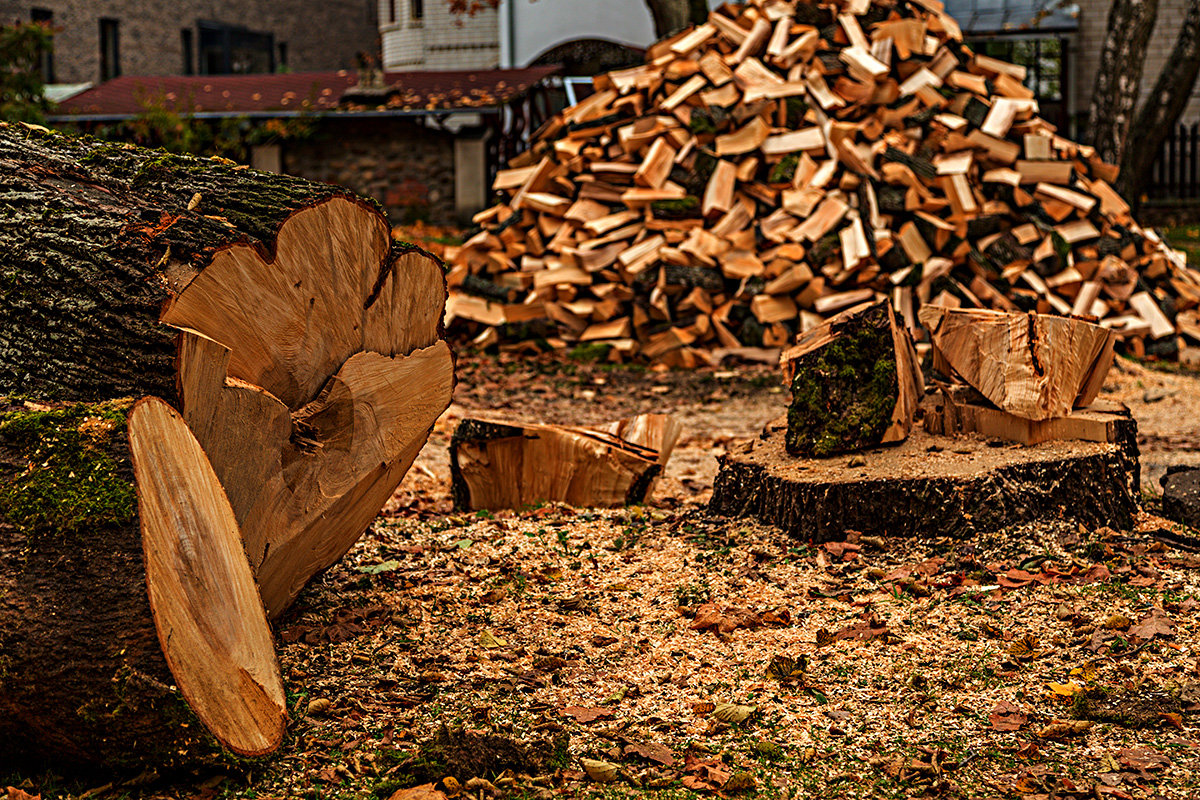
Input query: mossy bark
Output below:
<box><xmin>0</xmin><ymin>400</ymin><xmax>218</xmax><ymax>772</ymax></box>
<box><xmin>786</xmin><ymin>302</ymin><xmax>900</xmax><ymax>458</ymax></box>
<box><xmin>0</xmin><ymin>122</ymin><xmax>388</xmax><ymax>402</ymax></box>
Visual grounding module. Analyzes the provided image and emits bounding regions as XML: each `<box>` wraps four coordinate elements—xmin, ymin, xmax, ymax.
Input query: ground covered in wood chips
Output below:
<box><xmin>8</xmin><ymin>352</ymin><xmax>1200</xmax><ymax>800</ymax></box>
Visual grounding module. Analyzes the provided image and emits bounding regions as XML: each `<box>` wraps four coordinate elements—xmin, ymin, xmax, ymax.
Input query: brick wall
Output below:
<box><xmin>0</xmin><ymin>0</ymin><xmax>378</xmax><ymax>84</ymax></box>
<box><xmin>1075</xmin><ymin>0</ymin><xmax>1200</xmax><ymax>130</ymax></box>
<box><xmin>283</xmin><ymin>116</ymin><xmax>459</xmax><ymax>224</ymax></box>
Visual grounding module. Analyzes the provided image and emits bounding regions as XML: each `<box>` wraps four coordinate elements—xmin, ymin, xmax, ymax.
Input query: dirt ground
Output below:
<box><xmin>8</xmin><ymin>352</ymin><xmax>1200</xmax><ymax>800</ymax></box>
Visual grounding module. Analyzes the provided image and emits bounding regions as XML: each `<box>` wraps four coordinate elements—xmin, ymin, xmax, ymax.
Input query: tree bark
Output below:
<box><xmin>0</xmin><ymin>398</ymin><xmax>281</xmax><ymax>771</ymax></box>
<box><xmin>1120</xmin><ymin>0</ymin><xmax>1200</xmax><ymax>201</ymax></box>
<box><xmin>1086</xmin><ymin>0</ymin><xmax>1160</xmax><ymax>166</ymax></box>
<box><xmin>644</xmin><ymin>0</ymin><xmax>699</xmax><ymax>38</ymax></box>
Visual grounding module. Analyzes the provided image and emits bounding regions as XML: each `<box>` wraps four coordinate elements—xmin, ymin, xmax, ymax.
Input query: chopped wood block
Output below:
<box><xmin>634</xmin><ymin>138</ymin><xmax>678</xmax><ymax>188</ymax></box>
<box><xmin>703</xmin><ymin>158</ymin><xmax>738</xmax><ymax>217</ymax></box>
<box><xmin>761</xmin><ymin>128</ymin><xmax>825</xmax><ymax>155</ymax></box>
<box><xmin>840</xmin><ymin>45</ymin><xmax>888</xmax><ymax>81</ymax></box>
<box><xmin>580</xmin><ymin>318</ymin><xmax>634</xmax><ymax>340</ymax></box>
<box><xmin>919</xmin><ymin>305</ymin><xmax>1117</xmax><ymax>420</ymax></box>
<box><xmin>752</xmin><ymin>293</ymin><xmax>798</xmax><ymax>323</ymax></box>
<box><xmin>791</xmin><ymin>194</ymin><xmax>849</xmax><ymax>242</ymax></box>
<box><xmin>1016</xmin><ymin>159</ymin><xmax>1073</xmax><ymax>184</ymax></box>
<box><xmin>1055</xmin><ymin>219</ymin><xmax>1100</xmax><ymax>244</ymax></box>
<box><xmin>780</xmin><ymin>299</ymin><xmax>919</xmax><ymax>456</ymax></box>
<box><xmin>812</xmin><ymin>288</ymin><xmax>876</xmax><ymax>315</ymax></box>
<box><xmin>671</xmin><ymin>22</ymin><xmax>717</xmax><ymax>55</ymax></box>
<box><xmin>1128</xmin><ymin>291</ymin><xmax>1176</xmax><ymax>339</ymax></box>
<box><xmin>980</xmin><ymin>98</ymin><xmax>1029</xmax><ymax>138</ymax></box>
<box><xmin>660</xmin><ymin>74</ymin><xmax>708</xmax><ymax>111</ymax></box>
<box><xmin>450</xmin><ymin>413</ymin><xmax>681</xmax><ymax>510</ymax></box>
<box><xmin>1023</xmin><ymin>133</ymin><xmax>1053</xmax><ymax>160</ymax></box>
<box><xmin>924</xmin><ymin>387</ymin><xmax>1133</xmax><ymax>446</ymax></box>
<box><xmin>716</xmin><ymin>116</ymin><xmax>770</xmax><ymax>155</ymax></box>
<box><xmin>1035</xmin><ymin>182</ymin><xmax>1097</xmax><ymax>213</ymax></box>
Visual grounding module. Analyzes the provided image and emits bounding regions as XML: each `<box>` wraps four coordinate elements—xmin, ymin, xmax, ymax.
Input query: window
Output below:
<box><xmin>99</xmin><ymin>18</ymin><xmax>120</xmax><ymax>81</ymax></box>
<box><xmin>181</xmin><ymin>28</ymin><xmax>194</xmax><ymax>75</ymax></box>
<box><xmin>198</xmin><ymin>20</ymin><xmax>274</xmax><ymax>74</ymax></box>
<box><xmin>387</xmin><ymin>0</ymin><xmax>396</xmax><ymax>23</ymax></box>
<box><xmin>411</xmin><ymin>0</ymin><xmax>423</xmax><ymax>20</ymax></box>
<box><xmin>277</xmin><ymin>42</ymin><xmax>288</xmax><ymax>71</ymax></box>
<box><xmin>31</xmin><ymin>8</ymin><xmax>54</xmax><ymax>83</ymax></box>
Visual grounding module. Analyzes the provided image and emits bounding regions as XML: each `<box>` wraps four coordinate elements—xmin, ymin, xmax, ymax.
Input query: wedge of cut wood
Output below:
<box><xmin>450</xmin><ymin>413</ymin><xmax>681</xmax><ymax>510</ymax></box>
<box><xmin>922</xmin><ymin>384</ymin><xmax>1132</xmax><ymax>445</ymax></box>
<box><xmin>130</xmin><ymin>397</ymin><xmax>286</xmax><ymax>757</ymax></box>
<box><xmin>919</xmin><ymin>305</ymin><xmax>1116</xmax><ymax>421</ymax></box>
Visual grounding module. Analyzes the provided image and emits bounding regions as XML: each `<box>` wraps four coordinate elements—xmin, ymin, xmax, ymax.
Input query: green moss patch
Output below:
<box><xmin>786</xmin><ymin>303</ymin><xmax>899</xmax><ymax>458</ymax></box>
<box><xmin>0</xmin><ymin>398</ymin><xmax>136</xmax><ymax>533</ymax></box>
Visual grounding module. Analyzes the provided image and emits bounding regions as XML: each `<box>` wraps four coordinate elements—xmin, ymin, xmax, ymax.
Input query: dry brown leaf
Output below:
<box><xmin>1037</xmin><ymin>719</ymin><xmax>1092</xmax><ymax>739</ymax></box>
<box><xmin>690</xmin><ymin>603</ymin><xmax>763</xmax><ymax>635</ymax></box>
<box><xmin>1128</xmin><ymin>612</ymin><xmax>1174</xmax><ymax>640</ymax></box>
<box><xmin>623</xmin><ymin>741</ymin><xmax>676</xmax><ymax>766</ymax></box>
<box><xmin>712</xmin><ymin>702</ymin><xmax>756</xmax><ymax>724</ymax></box>
<box><xmin>561</xmin><ymin>705</ymin><xmax>615</xmax><ymax>723</ymax></box>
<box><xmin>6</xmin><ymin>789</ymin><xmax>40</xmax><ymax>800</ymax></box>
<box><xmin>1117</xmin><ymin>745</ymin><xmax>1171</xmax><ymax>772</ymax></box>
<box><xmin>988</xmin><ymin>700</ymin><xmax>1028</xmax><ymax>732</ymax></box>
<box><xmin>580</xmin><ymin>757</ymin><xmax>621</xmax><ymax>784</ymax></box>
<box><xmin>386</xmin><ymin>784</ymin><xmax>447</xmax><ymax>800</ymax></box>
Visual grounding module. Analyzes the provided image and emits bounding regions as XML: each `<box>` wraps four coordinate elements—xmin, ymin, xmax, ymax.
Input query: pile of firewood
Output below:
<box><xmin>445</xmin><ymin>0</ymin><xmax>1200</xmax><ymax>367</ymax></box>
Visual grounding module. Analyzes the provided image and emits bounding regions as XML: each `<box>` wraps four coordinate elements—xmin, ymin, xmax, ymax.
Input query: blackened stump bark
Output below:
<box><xmin>710</xmin><ymin>420</ymin><xmax>1140</xmax><ymax>540</ymax></box>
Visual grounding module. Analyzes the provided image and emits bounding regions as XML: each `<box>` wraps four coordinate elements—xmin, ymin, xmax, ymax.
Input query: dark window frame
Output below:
<box><xmin>411</xmin><ymin>0</ymin><xmax>423</xmax><ymax>21</ymax></box>
<box><xmin>99</xmin><ymin>17</ymin><xmax>120</xmax><ymax>82</ymax></box>
<box><xmin>31</xmin><ymin>8</ymin><xmax>54</xmax><ymax>83</ymax></box>
<box><xmin>181</xmin><ymin>27</ymin><xmax>194</xmax><ymax>75</ymax></box>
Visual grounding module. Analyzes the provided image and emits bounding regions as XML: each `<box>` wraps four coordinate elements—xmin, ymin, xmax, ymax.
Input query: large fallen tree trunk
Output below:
<box><xmin>0</xmin><ymin>123</ymin><xmax>454</xmax><ymax>769</ymax></box>
<box><xmin>0</xmin><ymin>397</ymin><xmax>285</xmax><ymax>770</ymax></box>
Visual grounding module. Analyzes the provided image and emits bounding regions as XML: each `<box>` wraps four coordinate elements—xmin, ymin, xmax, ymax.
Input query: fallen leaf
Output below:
<box><xmin>766</xmin><ymin>654</ymin><xmax>807</xmax><ymax>680</ymax></box>
<box><xmin>1038</xmin><ymin>719</ymin><xmax>1092</xmax><ymax>738</ymax></box>
<box><xmin>833</xmin><ymin>612</ymin><xmax>890</xmax><ymax>643</ymax></box>
<box><xmin>724</xmin><ymin>771</ymin><xmax>757</xmax><ymax>792</ymax></box>
<box><xmin>580</xmin><ymin>758</ymin><xmax>620</xmax><ymax>784</ymax></box>
<box><xmin>682</xmin><ymin>753</ymin><xmax>732</xmax><ymax>792</ymax></box>
<box><xmin>561</xmin><ymin>706</ymin><xmax>614</xmax><ymax>723</ymax></box>
<box><xmin>357</xmin><ymin>560</ymin><xmax>402</xmax><ymax>574</ymax></box>
<box><xmin>1128</xmin><ymin>612</ymin><xmax>1174</xmax><ymax>640</ymax></box>
<box><xmin>1007</xmin><ymin>634</ymin><xmax>1040</xmax><ymax>660</ymax></box>
<box><xmin>479</xmin><ymin>588</ymin><xmax>506</xmax><ymax>604</ymax></box>
<box><xmin>623</xmin><ymin>741</ymin><xmax>676</xmax><ymax>766</ymax></box>
<box><xmin>691</xmin><ymin>603</ymin><xmax>763</xmax><ymax>635</ymax></box>
<box><xmin>6</xmin><ymin>789</ymin><xmax>40</xmax><ymax>800</ymax></box>
<box><xmin>989</xmin><ymin>700</ymin><xmax>1028</xmax><ymax>732</ymax></box>
<box><xmin>479</xmin><ymin>630</ymin><xmax>506</xmax><ymax>649</ymax></box>
<box><xmin>1047</xmin><ymin>681</ymin><xmax>1084</xmax><ymax>697</ymax></box>
<box><xmin>1117</xmin><ymin>745</ymin><xmax>1171</xmax><ymax>772</ymax></box>
<box><xmin>1103</xmin><ymin>613</ymin><xmax>1132</xmax><ymax>630</ymax></box>
<box><xmin>712</xmin><ymin>702</ymin><xmax>756</xmax><ymax>725</ymax></box>
<box><xmin>386</xmin><ymin>785</ymin><xmax>447</xmax><ymax>800</ymax></box>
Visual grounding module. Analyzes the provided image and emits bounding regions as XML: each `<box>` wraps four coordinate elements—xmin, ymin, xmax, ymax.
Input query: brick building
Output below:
<box><xmin>1</xmin><ymin>0</ymin><xmax>378</xmax><ymax>84</ymax></box>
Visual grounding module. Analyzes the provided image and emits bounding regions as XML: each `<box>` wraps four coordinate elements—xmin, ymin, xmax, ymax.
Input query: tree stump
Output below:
<box><xmin>709</xmin><ymin>417</ymin><xmax>1140</xmax><ymax>540</ymax></box>
<box><xmin>0</xmin><ymin>124</ymin><xmax>454</xmax><ymax>769</ymax></box>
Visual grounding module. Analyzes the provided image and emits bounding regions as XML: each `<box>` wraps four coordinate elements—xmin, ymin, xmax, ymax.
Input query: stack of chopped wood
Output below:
<box><xmin>444</xmin><ymin>0</ymin><xmax>1200</xmax><ymax>367</ymax></box>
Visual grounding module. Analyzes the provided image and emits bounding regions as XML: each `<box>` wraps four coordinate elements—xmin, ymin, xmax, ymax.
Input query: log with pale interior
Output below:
<box><xmin>450</xmin><ymin>413</ymin><xmax>681</xmax><ymax>510</ymax></box>
<box><xmin>0</xmin><ymin>124</ymin><xmax>453</xmax><ymax>767</ymax></box>
<box><xmin>919</xmin><ymin>305</ymin><xmax>1115</xmax><ymax>421</ymax></box>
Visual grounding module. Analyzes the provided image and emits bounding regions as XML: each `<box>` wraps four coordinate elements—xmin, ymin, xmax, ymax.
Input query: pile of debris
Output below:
<box><xmin>444</xmin><ymin>0</ymin><xmax>1200</xmax><ymax>367</ymax></box>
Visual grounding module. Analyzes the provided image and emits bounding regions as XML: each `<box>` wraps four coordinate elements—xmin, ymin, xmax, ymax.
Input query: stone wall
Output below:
<box><xmin>283</xmin><ymin>116</ymin><xmax>460</xmax><ymax>224</ymax></box>
<box><xmin>0</xmin><ymin>0</ymin><xmax>378</xmax><ymax>84</ymax></box>
<box><xmin>379</xmin><ymin>0</ymin><xmax>498</xmax><ymax>70</ymax></box>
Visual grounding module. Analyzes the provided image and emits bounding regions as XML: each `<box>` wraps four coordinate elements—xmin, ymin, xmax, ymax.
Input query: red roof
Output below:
<box><xmin>55</xmin><ymin>66</ymin><xmax>560</xmax><ymax>117</ymax></box>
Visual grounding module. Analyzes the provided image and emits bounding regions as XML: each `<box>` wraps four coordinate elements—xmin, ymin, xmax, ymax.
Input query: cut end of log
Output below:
<box><xmin>129</xmin><ymin>397</ymin><xmax>286</xmax><ymax>758</ymax></box>
<box><xmin>450</xmin><ymin>413</ymin><xmax>681</xmax><ymax>510</ymax></box>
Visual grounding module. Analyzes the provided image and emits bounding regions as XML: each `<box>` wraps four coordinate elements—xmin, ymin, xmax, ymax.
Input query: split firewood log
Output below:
<box><xmin>450</xmin><ymin>413</ymin><xmax>681</xmax><ymax>510</ymax></box>
<box><xmin>0</xmin><ymin>124</ymin><xmax>454</xmax><ymax>768</ymax></box>
<box><xmin>922</xmin><ymin>384</ymin><xmax>1133</xmax><ymax>445</ymax></box>
<box><xmin>781</xmin><ymin>299</ymin><xmax>922</xmax><ymax>457</ymax></box>
<box><xmin>918</xmin><ymin>305</ymin><xmax>1115</xmax><ymax>421</ymax></box>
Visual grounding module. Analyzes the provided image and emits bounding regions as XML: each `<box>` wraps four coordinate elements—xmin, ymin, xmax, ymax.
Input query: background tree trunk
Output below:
<box><xmin>644</xmin><ymin>0</ymin><xmax>703</xmax><ymax>38</ymax></box>
<box><xmin>1120</xmin><ymin>0</ymin><xmax>1200</xmax><ymax>202</ymax></box>
<box><xmin>1086</xmin><ymin>0</ymin><xmax>1160</xmax><ymax>165</ymax></box>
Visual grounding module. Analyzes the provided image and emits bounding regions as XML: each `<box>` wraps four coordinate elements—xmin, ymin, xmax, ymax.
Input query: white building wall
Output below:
<box><xmin>507</xmin><ymin>0</ymin><xmax>655</xmax><ymax>66</ymax></box>
<box><xmin>380</xmin><ymin>0</ymin><xmax>499</xmax><ymax>70</ymax></box>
